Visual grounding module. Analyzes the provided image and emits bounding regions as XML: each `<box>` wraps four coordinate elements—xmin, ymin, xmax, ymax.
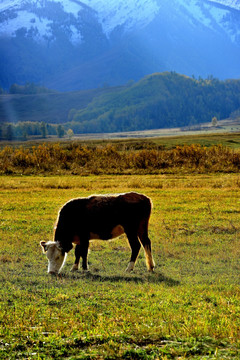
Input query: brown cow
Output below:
<box><xmin>40</xmin><ymin>192</ymin><xmax>155</xmax><ymax>275</ymax></box>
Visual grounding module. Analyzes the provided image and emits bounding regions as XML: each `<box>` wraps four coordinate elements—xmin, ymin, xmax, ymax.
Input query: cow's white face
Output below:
<box><xmin>40</xmin><ymin>241</ymin><xmax>66</xmax><ymax>274</ymax></box>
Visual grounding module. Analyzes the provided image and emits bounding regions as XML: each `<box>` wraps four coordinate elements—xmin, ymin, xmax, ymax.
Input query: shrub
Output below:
<box><xmin>0</xmin><ymin>143</ymin><xmax>239</xmax><ymax>175</ymax></box>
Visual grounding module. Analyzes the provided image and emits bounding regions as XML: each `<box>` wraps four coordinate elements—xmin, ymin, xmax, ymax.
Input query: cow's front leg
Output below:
<box><xmin>71</xmin><ymin>244</ymin><xmax>81</xmax><ymax>272</ymax></box>
<box><xmin>81</xmin><ymin>239</ymin><xmax>89</xmax><ymax>271</ymax></box>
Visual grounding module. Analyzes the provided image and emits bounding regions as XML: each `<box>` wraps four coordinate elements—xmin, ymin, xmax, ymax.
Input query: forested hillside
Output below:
<box><xmin>68</xmin><ymin>72</ymin><xmax>240</xmax><ymax>133</ymax></box>
<box><xmin>0</xmin><ymin>72</ymin><xmax>240</xmax><ymax>139</ymax></box>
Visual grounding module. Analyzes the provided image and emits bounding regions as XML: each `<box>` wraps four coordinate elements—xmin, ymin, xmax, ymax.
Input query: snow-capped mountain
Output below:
<box><xmin>208</xmin><ymin>0</ymin><xmax>240</xmax><ymax>11</ymax></box>
<box><xmin>0</xmin><ymin>0</ymin><xmax>240</xmax><ymax>91</ymax></box>
<box><xmin>0</xmin><ymin>0</ymin><xmax>160</xmax><ymax>42</ymax></box>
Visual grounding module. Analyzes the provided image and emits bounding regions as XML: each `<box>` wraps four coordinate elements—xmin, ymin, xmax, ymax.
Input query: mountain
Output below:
<box><xmin>0</xmin><ymin>0</ymin><xmax>240</xmax><ymax>91</ymax></box>
<box><xmin>208</xmin><ymin>0</ymin><xmax>240</xmax><ymax>11</ymax></box>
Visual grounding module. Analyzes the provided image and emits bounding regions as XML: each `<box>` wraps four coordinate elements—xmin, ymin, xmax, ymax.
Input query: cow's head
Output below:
<box><xmin>40</xmin><ymin>241</ymin><xmax>66</xmax><ymax>275</ymax></box>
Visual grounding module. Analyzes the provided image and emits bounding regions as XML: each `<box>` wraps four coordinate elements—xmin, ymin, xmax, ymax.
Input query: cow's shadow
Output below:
<box><xmin>64</xmin><ymin>270</ymin><xmax>179</xmax><ymax>287</ymax></box>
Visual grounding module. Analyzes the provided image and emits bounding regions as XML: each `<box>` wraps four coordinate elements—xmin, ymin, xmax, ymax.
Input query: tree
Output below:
<box><xmin>40</xmin><ymin>122</ymin><xmax>47</xmax><ymax>138</ymax></box>
<box><xmin>67</xmin><ymin>129</ymin><xmax>74</xmax><ymax>139</ymax></box>
<box><xmin>212</xmin><ymin>116</ymin><xmax>218</xmax><ymax>127</ymax></box>
<box><xmin>57</xmin><ymin>125</ymin><xmax>65</xmax><ymax>138</ymax></box>
<box><xmin>9</xmin><ymin>84</ymin><xmax>19</xmax><ymax>94</ymax></box>
<box><xmin>6</xmin><ymin>124</ymin><xmax>13</xmax><ymax>141</ymax></box>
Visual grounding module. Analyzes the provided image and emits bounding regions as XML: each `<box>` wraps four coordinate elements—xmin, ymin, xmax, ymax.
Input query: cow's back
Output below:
<box><xmin>86</xmin><ymin>192</ymin><xmax>151</xmax><ymax>222</ymax></box>
<box><xmin>54</xmin><ymin>193</ymin><xmax>152</xmax><ymax>247</ymax></box>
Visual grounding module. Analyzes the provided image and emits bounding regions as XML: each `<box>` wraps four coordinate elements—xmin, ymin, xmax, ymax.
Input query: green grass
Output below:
<box><xmin>152</xmin><ymin>132</ymin><xmax>240</xmax><ymax>149</ymax></box>
<box><xmin>0</xmin><ymin>174</ymin><xmax>240</xmax><ymax>359</ymax></box>
<box><xmin>1</xmin><ymin>131</ymin><xmax>240</xmax><ymax>150</ymax></box>
<box><xmin>95</xmin><ymin>131</ymin><xmax>240</xmax><ymax>149</ymax></box>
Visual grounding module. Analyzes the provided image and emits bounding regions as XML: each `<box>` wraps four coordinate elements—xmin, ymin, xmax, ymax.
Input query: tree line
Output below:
<box><xmin>0</xmin><ymin>122</ymin><xmax>68</xmax><ymax>141</ymax></box>
<box><xmin>0</xmin><ymin>82</ymin><xmax>54</xmax><ymax>95</ymax></box>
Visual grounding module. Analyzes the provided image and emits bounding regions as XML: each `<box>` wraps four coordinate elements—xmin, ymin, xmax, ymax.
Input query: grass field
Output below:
<box><xmin>0</xmin><ymin>173</ymin><xmax>239</xmax><ymax>359</ymax></box>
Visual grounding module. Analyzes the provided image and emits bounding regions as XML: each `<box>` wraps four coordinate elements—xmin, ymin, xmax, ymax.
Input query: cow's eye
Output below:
<box><xmin>56</xmin><ymin>256</ymin><xmax>60</xmax><ymax>260</ymax></box>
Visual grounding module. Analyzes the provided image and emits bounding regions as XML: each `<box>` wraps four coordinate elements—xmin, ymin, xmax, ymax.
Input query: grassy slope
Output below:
<box><xmin>95</xmin><ymin>132</ymin><xmax>240</xmax><ymax>149</ymax></box>
<box><xmin>0</xmin><ymin>86</ymin><xmax>124</xmax><ymax>124</ymax></box>
<box><xmin>0</xmin><ymin>174</ymin><xmax>239</xmax><ymax>359</ymax></box>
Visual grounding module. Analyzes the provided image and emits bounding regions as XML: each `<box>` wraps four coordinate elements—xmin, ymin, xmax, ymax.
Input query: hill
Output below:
<box><xmin>1</xmin><ymin>72</ymin><xmax>240</xmax><ymax>138</ymax></box>
<box><xmin>67</xmin><ymin>72</ymin><xmax>240</xmax><ymax>133</ymax></box>
<box><xmin>0</xmin><ymin>86</ymin><xmax>124</xmax><ymax>124</ymax></box>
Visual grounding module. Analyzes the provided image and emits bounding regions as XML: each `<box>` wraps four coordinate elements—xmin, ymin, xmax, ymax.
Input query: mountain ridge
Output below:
<box><xmin>0</xmin><ymin>0</ymin><xmax>240</xmax><ymax>91</ymax></box>
<box><xmin>208</xmin><ymin>0</ymin><xmax>240</xmax><ymax>11</ymax></box>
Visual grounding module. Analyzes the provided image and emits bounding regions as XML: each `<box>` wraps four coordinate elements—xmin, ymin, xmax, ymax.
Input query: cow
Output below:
<box><xmin>40</xmin><ymin>192</ymin><xmax>155</xmax><ymax>275</ymax></box>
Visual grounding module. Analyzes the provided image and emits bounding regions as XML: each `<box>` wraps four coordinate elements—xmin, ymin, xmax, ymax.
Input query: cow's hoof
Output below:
<box><xmin>125</xmin><ymin>261</ymin><xmax>135</xmax><ymax>272</ymax></box>
<box><xmin>70</xmin><ymin>264</ymin><xmax>79</xmax><ymax>272</ymax></box>
<box><xmin>48</xmin><ymin>271</ymin><xmax>58</xmax><ymax>276</ymax></box>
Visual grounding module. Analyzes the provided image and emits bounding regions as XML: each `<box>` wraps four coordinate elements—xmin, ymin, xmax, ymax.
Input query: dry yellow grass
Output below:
<box><xmin>0</xmin><ymin>142</ymin><xmax>240</xmax><ymax>175</ymax></box>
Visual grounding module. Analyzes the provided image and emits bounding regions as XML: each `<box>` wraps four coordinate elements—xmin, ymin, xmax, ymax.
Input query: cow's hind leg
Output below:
<box><xmin>71</xmin><ymin>244</ymin><xmax>81</xmax><ymax>272</ymax></box>
<box><xmin>125</xmin><ymin>231</ymin><xmax>141</xmax><ymax>272</ymax></box>
<box><xmin>138</xmin><ymin>220</ymin><xmax>155</xmax><ymax>272</ymax></box>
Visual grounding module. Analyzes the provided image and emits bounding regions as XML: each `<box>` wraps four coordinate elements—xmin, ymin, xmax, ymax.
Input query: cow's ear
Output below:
<box><xmin>40</xmin><ymin>241</ymin><xmax>48</xmax><ymax>252</ymax></box>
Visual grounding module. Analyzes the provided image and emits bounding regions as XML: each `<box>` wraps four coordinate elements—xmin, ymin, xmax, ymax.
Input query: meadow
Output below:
<box><xmin>0</xmin><ymin>170</ymin><xmax>239</xmax><ymax>359</ymax></box>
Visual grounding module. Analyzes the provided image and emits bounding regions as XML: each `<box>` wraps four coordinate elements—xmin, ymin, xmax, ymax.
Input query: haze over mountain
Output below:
<box><xmin>0</xmin><ymin>0</ymin><xmax>240</xmax><ymax>91</ymax></box>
